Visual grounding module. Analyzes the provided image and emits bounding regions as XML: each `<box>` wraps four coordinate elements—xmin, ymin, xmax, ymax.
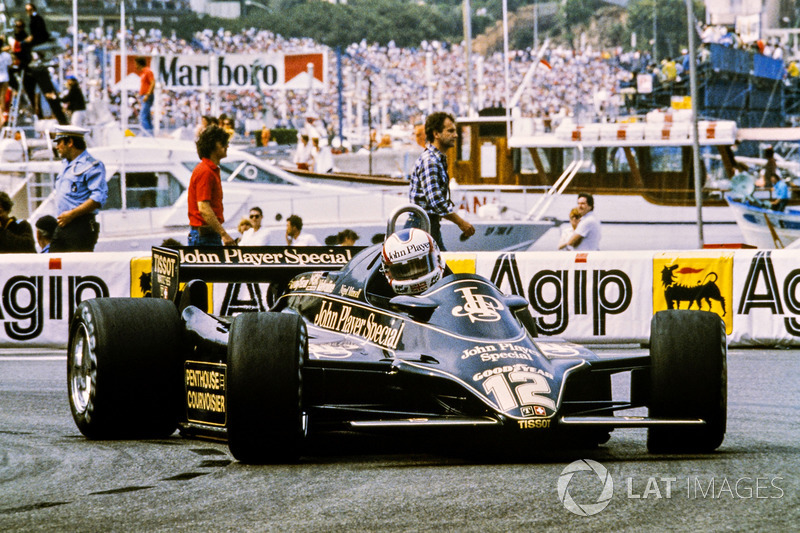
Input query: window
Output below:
<box><xmin>650</xmin><ymin>147</ymin><xmax>684</xmax><ymax>172</ymax></box>
<box><xmin>104</xmin><ymin>172</ymin><xmax>185</xmax><ymax>210</ymax></box>
<box><xmin>219</xmin><ymin>161</ymin><xmax>296</xmax><ymax>186</ymax></box>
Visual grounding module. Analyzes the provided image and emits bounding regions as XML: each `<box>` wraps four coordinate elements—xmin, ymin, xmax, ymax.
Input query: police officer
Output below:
<box><xmin>51</xmin><ymin>126</ymin><xmax>108</xmax><ymax>252</ymax></box>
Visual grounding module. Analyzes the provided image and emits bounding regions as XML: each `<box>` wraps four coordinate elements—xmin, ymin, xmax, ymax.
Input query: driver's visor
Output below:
<box><xmin>388</xmin><ymin>254</ymin><xmax>436</xmax><ymax>281</ymax></box>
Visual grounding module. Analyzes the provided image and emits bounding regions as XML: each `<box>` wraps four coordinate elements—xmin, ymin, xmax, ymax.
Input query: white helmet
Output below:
<box><xmin>381</xmin><ymin>228</ymin><xmax>444</xmax><ymax>295</ymax></box>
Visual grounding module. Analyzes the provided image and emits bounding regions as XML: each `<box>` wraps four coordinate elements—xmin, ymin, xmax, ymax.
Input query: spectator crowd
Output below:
<box><xmin>16</xmin><ymin>19</ymin><xmax>800</xmax><ymax>141</ymax></box>
<box><xmin>52</xmin><ymin>26</ymin><xmax>629</xmax><ymax>140</ymax></box>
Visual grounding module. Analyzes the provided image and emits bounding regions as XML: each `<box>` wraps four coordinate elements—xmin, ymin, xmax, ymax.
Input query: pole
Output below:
<box><xmin>72</xmin><ymin>0</ymin><xmax>78</xmax><ymax>78</ymax></box>
<box><xmin>425</xmin><ymin>51</ymin><xmax>433</xmax><ymax>114</ymax></box>
<box><xmin>652</xmin><ymin>0</ymin><xmax>658</xmax><ymax>61</ymax></box>
<box><xmin>476</xmin><ymin>56</ymin><xmax>484</xmax><ymax>110</ymax></box>
<box><xmin>463</xmin><ymin>0</ymin><xmax>473</xmax><ymax>116</ymax></box>
<box><xmin>336</xmin><ymin>46</ymin><xmax>344</xmax><ymax>149</ymax></box>
<box><xmin>307</xmin><ymin>62</ymin><xmax>315</xmax><ymax>114</ymax></box>
<box><xmin>120</xmin><ymin>0</ymin><xmax>127</xmax><ymax>212</ymax></box>
<box><xmin>367</xmin><ymin>77</ymin><xmax>372</xmax><ymax>176</ymax></box>
<box><xmin>686</xmin><ymin>0</ymin><xmax>704</xmax><ymax>247</ymax></box>
<box><xmin>502</xmin><ymin>0</ymin><xmax>511</xmax><ymax>140</ymax></box>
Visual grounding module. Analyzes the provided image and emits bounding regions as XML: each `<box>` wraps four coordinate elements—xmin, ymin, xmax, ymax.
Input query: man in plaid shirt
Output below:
<box><xmin>408</xmin><ymin>112</ymin><xmax>475</xmax><ymax>250</ymax></box>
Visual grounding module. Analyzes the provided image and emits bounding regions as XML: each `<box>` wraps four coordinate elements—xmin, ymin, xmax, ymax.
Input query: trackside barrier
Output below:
<box><xmin>2</xmin><ymin>247</ymin><xmax>799</xmax><ymax>348</ymax></box>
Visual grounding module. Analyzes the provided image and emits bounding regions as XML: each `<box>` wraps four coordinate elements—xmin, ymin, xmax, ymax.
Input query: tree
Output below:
<box><xmin>625</xmin><ymin>0</ymin><xmax>705</xmax><ymax>60</ymax></box>
<box><xmin>259</xmin><ymin>0</ymin><xmax>460</xmax><ymax>48</ymax></box>
<box><xmin>557</xmin><ymin>0</ymin><xmax>606</xmax><ymax>45</ymax></box>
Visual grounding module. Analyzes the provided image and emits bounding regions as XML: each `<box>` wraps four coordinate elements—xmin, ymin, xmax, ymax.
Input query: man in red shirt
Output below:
<box><xmin>188</xmin><ymin>125</ymin><xmax>235</xmax><ymax>246</ymax></box>
<box><xmin>134</xmin><ymin>57</ymin><xmax>155</xmax><ymax>136</ymax></box>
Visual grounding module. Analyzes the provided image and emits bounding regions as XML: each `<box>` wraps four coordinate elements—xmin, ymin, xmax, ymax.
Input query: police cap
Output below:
<box><xmin>53</xmin><ymin>126</ymin><xmax>90</xmax><ymax>142</ymax></box>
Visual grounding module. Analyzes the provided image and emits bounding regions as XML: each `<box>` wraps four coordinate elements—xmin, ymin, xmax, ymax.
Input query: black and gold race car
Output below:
<box><xmin>67</xmin><ymin>207</ymin><xmax>727</xmax><ymax>463</ymax></box>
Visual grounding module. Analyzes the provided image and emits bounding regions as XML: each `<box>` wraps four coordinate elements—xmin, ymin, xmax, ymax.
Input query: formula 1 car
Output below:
<box><xmin>67</xmin><ymin>206</ymin><xmax>727</xmax><ymax>463</ymax></box>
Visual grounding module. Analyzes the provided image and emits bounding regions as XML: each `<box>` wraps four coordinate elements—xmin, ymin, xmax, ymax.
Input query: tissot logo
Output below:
<box><xmin>451</xmin><ymin>286</ymin><xmax>503</xmax><ymax>323</ymax></box>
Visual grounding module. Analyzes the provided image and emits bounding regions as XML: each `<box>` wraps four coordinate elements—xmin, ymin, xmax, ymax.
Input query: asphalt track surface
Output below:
<box><xmin>0</xmin><ymin>346</ymin><xmax>798</xmax><ymax>532</ymax></box>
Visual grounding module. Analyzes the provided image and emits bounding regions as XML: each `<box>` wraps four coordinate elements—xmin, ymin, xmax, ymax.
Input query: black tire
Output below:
<box><xmin>647</xmin><ymin>310</ymin><xmax>727</xmax><ymax>453</ymax></box>
<box><xmin>67</xmin><ymin>298</ymin><xmax>183</xmax><ymax>439</ymax></box>
<box><xmin>227</xmin><ymin>312</ymin><xmax>306</xmax><ymax>464</ymax></box>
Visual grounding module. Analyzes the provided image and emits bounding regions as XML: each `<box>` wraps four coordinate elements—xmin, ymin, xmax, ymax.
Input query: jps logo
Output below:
<box><xmin>452</xmin><ymin>286</ymin><xmax>503</xmax><ymax>323</ymax></box>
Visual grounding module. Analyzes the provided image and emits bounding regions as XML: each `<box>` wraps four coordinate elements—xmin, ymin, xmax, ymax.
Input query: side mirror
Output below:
<box><xmin>389</xmin><ymin>294</ymin><xmax>439</xmax><ymax>321</ymax></box>
<box><xmin>504</xmin><ymin>294</ymin><xmax>530</xmax><ymax>312</ymax></box>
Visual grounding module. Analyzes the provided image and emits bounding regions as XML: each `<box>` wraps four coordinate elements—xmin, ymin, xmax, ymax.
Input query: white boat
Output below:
<box><xmin>287</xmin><ymin>113</ymin><xmax>754</xmax><ymax>250</ymax></box>
<box><xmin>3</xmin><ymin>135</ymin><xmax>554</xmax><ymax>252</ymax></box>
<box><xmin>721</xmin><ymin>128</ymin><xmax>800</xmax><ymax>249</ymax></box>
<box><xmin>725</xmin><ymin>194</ymin><xmax>800</xmax><ymax>248</ymax></box>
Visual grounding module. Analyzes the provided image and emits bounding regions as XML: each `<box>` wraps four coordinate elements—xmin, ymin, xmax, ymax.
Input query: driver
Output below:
<box><xmin>381</xmin><ymin>228</ymin><xmax>445</xmax><ymax>295</ymax></box>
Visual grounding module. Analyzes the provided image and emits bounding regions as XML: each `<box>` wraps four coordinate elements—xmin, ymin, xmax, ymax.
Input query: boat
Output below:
<box><xmin>284</xmin><ymin>112</ymin><xmax>765</xmax><ymax>250</ymax></box>
<box><xmin>289</xmin><ymin>112</ymin><xmax>756</xmax><ymax>213</ymax></box>
<box><xmin>3</xmin><ymin>135</ymin><xmax>554</xmax><ymax>252</ymax></box>
<box><xmin>725</xmin><ymin>193</ymin><xmax>800</xmax><ymax>248</ymax></box>
<box><xmin>721</xmin><ymin>128</ymin><xmax>800</xmax><ymax>249</ymax></box>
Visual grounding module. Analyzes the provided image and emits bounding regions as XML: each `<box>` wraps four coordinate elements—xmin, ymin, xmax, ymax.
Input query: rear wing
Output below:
<box><xmin>151</xmin><ymin>245</ymin><xmax>365</xmax><ymax>302</ymax></box>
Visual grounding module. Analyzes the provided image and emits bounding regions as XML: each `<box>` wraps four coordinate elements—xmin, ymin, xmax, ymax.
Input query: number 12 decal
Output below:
<box><xmin>482</xmin><ymin>372</ymin><xmax>555</xmax><ymax>412</ymax></box>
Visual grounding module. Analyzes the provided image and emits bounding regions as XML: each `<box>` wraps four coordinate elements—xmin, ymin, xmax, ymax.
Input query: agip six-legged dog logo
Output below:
<box><xmin>653</xmin><ymin>254</ymin><xmax>733</xmax><ymax>334</ymax></box>
<box><xmin>661</xmin><ymin>264</ymin><xmax>726</xmax><ymax>315</ymax></box>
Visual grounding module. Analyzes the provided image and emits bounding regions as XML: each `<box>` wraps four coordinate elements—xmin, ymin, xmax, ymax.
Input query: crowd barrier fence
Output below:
<box><xmin>2</xmin><ymin>249</ymin><xmax>798</xmax><ymax>348</ymax></box>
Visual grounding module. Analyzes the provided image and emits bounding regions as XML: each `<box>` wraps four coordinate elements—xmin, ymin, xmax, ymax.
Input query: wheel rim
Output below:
<box><xmin>69</xmin><ymin>323</ymin><xmax>96</xmax><ymax>414</ymax></box>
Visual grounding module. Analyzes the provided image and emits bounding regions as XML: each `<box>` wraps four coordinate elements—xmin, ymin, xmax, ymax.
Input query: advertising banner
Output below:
<box><xmin>473</xmin><ymin>251</ymin><xmax>654</xmax><ymax>344</ymax></box>
<box><xmin>0</xmin><ymin>252</ymin><xmax>140</xmax><ymax>347</ymax></box>
<box><xmin>4</xmin><ymin>249</ymin><xmax>800</xmax><ymax>348</ymax></box>
<box><xmin>113</xmin><ymin>52</ymin><xmax>327</xmax><ymax>91</ymax></box>
<box><xmin>731</xmin><ymin>249</ymin><xmax>800</xmax><ymax>346</ymax></box>
<box><xmin>653</xmin><ymin>251</ymin><xmax>734</xmax><ymax>334</ymax></box>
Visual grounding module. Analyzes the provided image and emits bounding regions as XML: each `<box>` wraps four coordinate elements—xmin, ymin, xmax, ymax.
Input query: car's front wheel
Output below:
<box><xmin>227</xmin><ymin>312</ymin><xmax>307</xmax><ymax>463</ymax></box>
<box><xmin>647</xmin><ymin>310</ymin><xmax>727</xmax><ymax>453</ymax></box>
<box><xmin>67</xmin><ymin>298</ymin><xmax>183</xmax><ymax>439</ymax></box>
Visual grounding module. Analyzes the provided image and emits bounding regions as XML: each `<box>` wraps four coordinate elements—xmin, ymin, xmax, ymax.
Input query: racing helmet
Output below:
<box><xmin>381</xmin><ymin>228</ymin><xmax>444</xmax><ymax>295</ymax></box>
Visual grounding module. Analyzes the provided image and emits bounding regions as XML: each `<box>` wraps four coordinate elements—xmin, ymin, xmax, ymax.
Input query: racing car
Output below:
<box><xmin>67</xmin><ymin>206</ymin><xmax>727</xmax><ymax>463</ymax></box>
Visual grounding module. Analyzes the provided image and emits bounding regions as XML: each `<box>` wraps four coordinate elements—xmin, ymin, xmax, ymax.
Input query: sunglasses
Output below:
<box><xmin>249</xmin><ymin>214</ymin><xmax>261</xmax><ymax>219</ymax></box>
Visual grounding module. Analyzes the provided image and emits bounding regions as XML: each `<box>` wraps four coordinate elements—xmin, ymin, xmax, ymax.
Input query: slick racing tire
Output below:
<box><xmin>227</xmin><ymin>312</ymin><xmax>307</xmax><ymax>464</ymax></box>
<box><xmin>647</xmin><ymin>310</ymin><xmax>727</xmax><ymax>453</ymax></box>
<box><xmin>67</xmin><ymin>298</ymin><xmax>183</xmax><ymax>439</ymax></box>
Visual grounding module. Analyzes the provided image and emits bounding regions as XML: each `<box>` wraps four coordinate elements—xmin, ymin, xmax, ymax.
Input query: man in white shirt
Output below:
<box><xmin>293</xmin><ymin>132</ymin><xmax>313</xmax><ymax>170</ymax></box>
<box><xmin>286</xmin><ymin>214</ymin><xmax>319</xmax><ymax>246</ymax></box>
<box><xmin>564</xmin><ymin>193</ymin><xmax>601</xmax><ymax>251</ymax></box>
<box><xmin>238</xmin><ymin>206</ymin><xmax>271</xmax><ymax>246</ymax></box>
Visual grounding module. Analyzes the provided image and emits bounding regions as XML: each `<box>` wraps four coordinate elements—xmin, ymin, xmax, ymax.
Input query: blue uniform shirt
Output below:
<box><xmin>774</xmin><ymin>179</ymin><xmax>790</xmax><ymax>200</ymax></box>
<box><xmin>55</xmin><ymin>150</ymin><xmax>108</xmax><ymax>215</ymax></box>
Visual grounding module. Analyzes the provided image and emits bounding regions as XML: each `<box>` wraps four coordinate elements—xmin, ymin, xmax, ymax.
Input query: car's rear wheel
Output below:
<box><xmin>67</xmin><ymin>298</ymin><xmax>182</xmax><ymax>439</ymax></box>
<box><xmin>647</xmin><ymin>310</ymin><xmax>727</xmax><ymax>453</ymax></box>
<box><xmin>227</xmin><ymin>312</ymin><xmax>306</xmax><ymax>463</ymax></box>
